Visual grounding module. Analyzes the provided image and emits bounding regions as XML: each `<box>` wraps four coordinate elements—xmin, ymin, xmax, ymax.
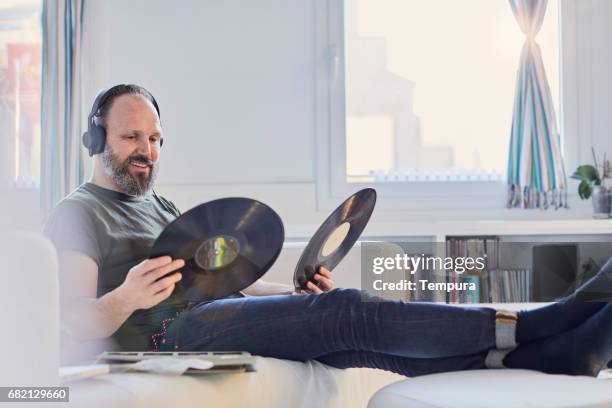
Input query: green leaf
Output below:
<box><xmin>571</xmin><ymin>165</ymin><xmax>600</xmax><ymax>183</ymax></box>
<box><xmin>578</xmin><ymin>180</ymin><xmax>593</xmax><ymax>199</ymax></box>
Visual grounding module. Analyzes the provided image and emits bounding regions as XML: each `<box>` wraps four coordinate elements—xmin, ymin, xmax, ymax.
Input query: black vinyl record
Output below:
<box><xmin>293</xmin><ymin>188</ymin><xmax>377</xmax><ymax>290</ymax></box>
<box><xmin>150</xmin><ymin>197</ymin><xmax>284</xmax><ymax>302</ymax></box>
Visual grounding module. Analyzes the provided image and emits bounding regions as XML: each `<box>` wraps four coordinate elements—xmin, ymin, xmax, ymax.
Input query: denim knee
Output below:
<box><xmin>323</xmin><ymin>288</ymin><xmax>365</xmax><ymax>305</ymax></box>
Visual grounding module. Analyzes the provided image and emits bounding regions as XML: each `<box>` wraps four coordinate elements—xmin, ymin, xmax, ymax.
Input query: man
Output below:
<box><xmin>45</xmin><ymin>84</ymin><xmax>612</xmax><ymax>377</ymax></box>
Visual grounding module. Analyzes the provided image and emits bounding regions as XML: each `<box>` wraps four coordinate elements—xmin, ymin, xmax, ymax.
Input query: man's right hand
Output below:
<box><xmin>116</xmin><ymin>256</ymin><xmax>184</xmax><ymax>312</ymax></box>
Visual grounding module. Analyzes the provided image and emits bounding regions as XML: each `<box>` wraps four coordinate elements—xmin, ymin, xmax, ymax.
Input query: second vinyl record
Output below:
<box><xmin>293</xmin><ymin>188</ymin><xmax>376</xmax><ymax>290</ymax></box>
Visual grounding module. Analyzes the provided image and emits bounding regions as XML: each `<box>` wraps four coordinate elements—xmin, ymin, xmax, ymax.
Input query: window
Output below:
<box><xmin>0</xmin><ymin>0</ymin><xmax>42</xmax><ymax>188</ymax></box>
<box><xmin>317</xmin><ymin>0</ymin><xmax>563</xmax><ymax>210</ymax></box>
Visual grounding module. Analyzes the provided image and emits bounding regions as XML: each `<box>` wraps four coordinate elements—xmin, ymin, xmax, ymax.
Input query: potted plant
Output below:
<box><xmin>571</xmin><ymin>150</ymin><xmax>612</xmax><ymax>218</ymax></box>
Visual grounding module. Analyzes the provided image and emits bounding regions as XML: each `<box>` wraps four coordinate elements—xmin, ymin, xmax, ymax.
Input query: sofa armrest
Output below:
<box><xmin>0</xmin><ymin>230</ymin><xmax>60</xmax><ymax>386</ymax></box>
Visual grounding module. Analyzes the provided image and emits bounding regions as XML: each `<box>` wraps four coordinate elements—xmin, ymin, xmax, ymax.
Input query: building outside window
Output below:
<box><xmin>0</xmin><ymin>0</ymin><xmax>42</xmax><ymax>188</ymax></box>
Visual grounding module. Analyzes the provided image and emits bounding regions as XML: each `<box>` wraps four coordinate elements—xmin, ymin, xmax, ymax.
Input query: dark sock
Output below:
<box><xmin>568</xmin><ymin>256</ymin><xmax>612</xmax><ymax>302</ymax></box>
<box><xmin>515</xmin><ymin>257</ymin><xmax>612</xmax><ymax>343</ymax></box>
<box><xmin>505</xmin><ymin>303</ymin><xmax>612</xmax><ymax>376</ymax></box>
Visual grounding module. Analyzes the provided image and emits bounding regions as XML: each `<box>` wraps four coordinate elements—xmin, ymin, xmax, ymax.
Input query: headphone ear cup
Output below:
<box><xmin>88</xmin><ymin>123</ymin><xmax>107</xmax><ymax>156</ymax></box>
<box><xmin>82</xmin><ymin>131</ymin><xmax>94</xmax><ymax>157</ymax></box>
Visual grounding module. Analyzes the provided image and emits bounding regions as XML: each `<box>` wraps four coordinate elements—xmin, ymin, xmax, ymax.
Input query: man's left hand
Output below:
<box><xmin>300</xmin><ymin>266</ymin><xmax>335</xmax><ymax>294</ymax></box>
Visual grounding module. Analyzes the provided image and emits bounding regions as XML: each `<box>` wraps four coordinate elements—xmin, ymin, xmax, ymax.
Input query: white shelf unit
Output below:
<box><xmin>278</xmin><ymin>219</ymin><xmax>612</xmax><ymax>305</ymax></box>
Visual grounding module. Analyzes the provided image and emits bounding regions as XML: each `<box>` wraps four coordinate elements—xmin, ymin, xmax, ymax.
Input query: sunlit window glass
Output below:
<box><xmin>0</xmin><ymin>0</ymin><xmax>42</xmax><ymax>187</ymax></box>
<box><xmin>345</xmin><ymin>0</ymin><xmax>559</xmax><ymax>183</ymax></box>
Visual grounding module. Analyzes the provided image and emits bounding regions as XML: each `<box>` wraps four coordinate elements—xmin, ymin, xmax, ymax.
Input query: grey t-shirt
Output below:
<box><xmin>44</xmin><ymin>182</ymin><xmax>186</xmax><ymax>350</ymax></box>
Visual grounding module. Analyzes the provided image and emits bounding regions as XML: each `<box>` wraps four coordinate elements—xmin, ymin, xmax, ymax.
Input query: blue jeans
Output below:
<box><xmin>159</xmin><ymin>288</ymin><xmax>497</xmax><ymax>377</ymax></box>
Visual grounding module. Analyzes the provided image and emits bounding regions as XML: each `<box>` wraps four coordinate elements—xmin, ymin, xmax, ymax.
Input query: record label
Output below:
<box><xmin>321</xmin><ymin>222</ymin><xmax>351</xmax><ymax>257</ymax></box>
<box><xmin>195</xmin><ymin>235</ymin><xmax>240</xmax><ymax>270</ymax></box>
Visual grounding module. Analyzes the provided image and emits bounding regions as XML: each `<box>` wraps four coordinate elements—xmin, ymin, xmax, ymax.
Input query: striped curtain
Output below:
<box><xmin>40</xmin><ymin>0</ymin><xmax>85</xmax><ymax>219</ymax></box>
<box><xmin>506</xmin><ymin>0</ymin><xmax>567</xmax><ymax>209</ymax></box>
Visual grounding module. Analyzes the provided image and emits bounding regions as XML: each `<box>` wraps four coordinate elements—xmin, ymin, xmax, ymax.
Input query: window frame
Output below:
<box><xmin>314</xmin><ymin>0</ymin><xmax>582</xmax><ymax>214</ymax></box>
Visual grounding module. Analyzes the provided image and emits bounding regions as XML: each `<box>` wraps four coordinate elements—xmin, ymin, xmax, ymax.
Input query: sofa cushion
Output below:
<box><xmin>368</xmin><ymin>369</ymin><xmax>612</xmax><ymax>408</ymax></box>
<box><xmin>67</xmin><ymin>356</ymin><xmax>403</xmax><ymax>408</ymax></box>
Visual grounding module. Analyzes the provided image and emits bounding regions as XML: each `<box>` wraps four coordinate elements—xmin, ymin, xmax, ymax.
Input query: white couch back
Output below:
<box><xmin>264</xmin><ymin>242</ymin><xmax>363</xmax><ymax>289</ymax></box>
<box><xmin>0</xmin><ymin>230</ymin><xmax>60</xmax><ymax>386</ymax></box>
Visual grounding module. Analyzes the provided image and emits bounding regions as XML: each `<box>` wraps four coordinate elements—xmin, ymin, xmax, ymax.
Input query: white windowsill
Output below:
<box><xmin>284</xmin><ymin>218</ymin><xmax>612</xmax><ymax>240</ymax></box>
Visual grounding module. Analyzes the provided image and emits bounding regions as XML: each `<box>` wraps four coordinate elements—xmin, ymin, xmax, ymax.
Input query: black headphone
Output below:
<box><xmin>82</xmin><ymin>84</ymin><xmax>163</xmax><ymax>157</ymax></box>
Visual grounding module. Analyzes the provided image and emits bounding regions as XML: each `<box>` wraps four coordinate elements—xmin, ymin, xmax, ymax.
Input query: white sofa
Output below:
<box><xmin>0</xmin><ymin>230</ymin><xmax>404</xmax><ymax>407</ymax></box>
<box><xmin>1</xmin><ymin>231</ymin><xmax>610</xmax><ymax>408</ymax></box>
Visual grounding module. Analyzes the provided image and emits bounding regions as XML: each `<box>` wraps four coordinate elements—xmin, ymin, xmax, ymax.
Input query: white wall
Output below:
<box><xmin>83</xmin><ymin>0</ymin><xmax>316</xmax><ymax>184</ymax></box>
<box><xmin>81</xmin><ymin>0</ymin><xmax>612</xmax><ymax>233</ymax></box>
<box><xmin>589</xmin><ymin>0</ymin><xmax>612</xmax><ymax>157</ymax></box>
<box><xmin>82</xmin><ymin>0</ymin><xmax>327</xmax><ymax>228</ymax></box>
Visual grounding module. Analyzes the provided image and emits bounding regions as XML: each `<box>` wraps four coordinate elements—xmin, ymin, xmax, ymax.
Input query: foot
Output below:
<box><xmin>506</xmin><ymin>303</ymin><xmax>612</xmax><ymax>376</ymax></box>
<box><xmin>564</xmin><ymin>257</ymin><xmax>612</xmax><ymax>302</ymax></box>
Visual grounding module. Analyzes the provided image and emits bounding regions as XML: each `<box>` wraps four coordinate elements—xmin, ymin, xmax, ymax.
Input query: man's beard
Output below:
<box><xmin>101</xmin><ymin>147</ymin><xmax>158</xmax><ymax>197</ymax></box>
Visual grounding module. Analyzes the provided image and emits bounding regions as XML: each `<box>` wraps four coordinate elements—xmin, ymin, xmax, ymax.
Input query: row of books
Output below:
<box><xmin>489</xmin><ymin>269</ymin><xmax>532</xmax><ymax>303</ymax></box>
<box><xmin>445</xmin><ymin>238</ymin><xmax>533</xmax><ymax>304</ymax></box>
<box><xmin>396</xmin><ymin>238</ymin><xmax>534</xmax><ymax>304</ymax></box>
<box><xmin>445</xmin><ymin>237</ymin><xmax>496</xmax><ymax>304</ymax></box>
<box><xmin>402</xmin><ymin>267</ymin><xmax>534</xmax><ymax>304</ymax></box>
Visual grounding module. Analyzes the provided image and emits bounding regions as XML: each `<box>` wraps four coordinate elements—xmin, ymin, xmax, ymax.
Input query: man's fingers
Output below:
<box><xmin>153</xmin><ymin>283</ymin><xmax>175</xmax><ymax>302</ymax></box>
<box><xmin>150</xmin><ymin>272</ymin><xmax>182</xmax><ymax>293</ymax></box>
<box><xmin>314</xmin><ymin>274</ymin><xmax>334</xmax><ymax>290</ymax></box>
<box><xmin>318</xmin><ymin>267</ymin><xmax>333</xmax><ymax>279</ymax></box>
<box><xmin>306</xmin><ymin>281</ymin><xmax>323</xmax><ymax>294</ymax></box>
<box><xmin>145</xmin><ymin>259</ymin><xmax>185</xmax><ymax>283</ymax></box>
<box><xmin>134</xmin><ymin>256</ymin><xmax>173</xmax><ymax>275</ymax></box>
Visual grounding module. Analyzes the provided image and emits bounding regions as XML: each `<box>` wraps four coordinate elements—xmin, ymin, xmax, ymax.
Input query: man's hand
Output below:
<box><xmin>115</xmin><ymin>256</ymin><xmax>184</xmax><ymax>312</ymax></box>
<box><xmin>298</xmin><ymin>266</ymin><xmax>336</xmax><ymax>294</ymax></box>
